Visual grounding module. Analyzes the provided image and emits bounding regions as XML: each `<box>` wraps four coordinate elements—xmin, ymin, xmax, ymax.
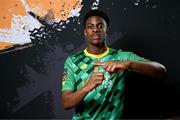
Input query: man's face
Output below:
<box><xmin>84</xmin><ymin>16</ymin><xmax>108</xmax><ymax>46</ymax></box>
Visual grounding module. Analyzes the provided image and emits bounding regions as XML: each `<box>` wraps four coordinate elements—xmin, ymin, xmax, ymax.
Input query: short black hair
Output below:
<box><xmin>83</xmin><ymin>9</ymin><xmax>110</xmax><ymax>28</ymax></box>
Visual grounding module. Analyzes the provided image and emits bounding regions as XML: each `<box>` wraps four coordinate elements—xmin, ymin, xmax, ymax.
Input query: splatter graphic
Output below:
<box><xmin>0</xmin><ymin>1</ymin><xmax>101</xmax><ymax>115</ymax></box>
<box><xmin>25</xmin><ymin>0</ymin><xmax>82</xmax><ymax>21</ymax></box>
<box><xmin>0</xmin><ymin>0</ymin><xmax>83</xmax><ymax>51</ymax></box>
<box><xmin>134</xmin><ymin>0</ymin><xmax>141</xmax><ymax>6</ymax></box>
<box><xmin>91</xmin><ymin>0</ymin><xmax>100</xmax><ymax>10</ymax></box>
<box><xmin>133</xmin><ymin>0</ymin><xmax>157</xmax><ymax>8</ymax></box>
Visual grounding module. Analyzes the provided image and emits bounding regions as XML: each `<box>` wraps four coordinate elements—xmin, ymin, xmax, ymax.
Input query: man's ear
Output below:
<box><xmin>84</xmin><ymin>29</ymin><xmax>87</xmax><ymax>36</ymax></box>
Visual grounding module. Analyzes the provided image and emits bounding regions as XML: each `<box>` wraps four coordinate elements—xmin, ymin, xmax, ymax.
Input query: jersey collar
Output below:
<box><xmin>84</xmin><ymin>47</ymin><xmax>109</xmax><ymax>59</ymax></box>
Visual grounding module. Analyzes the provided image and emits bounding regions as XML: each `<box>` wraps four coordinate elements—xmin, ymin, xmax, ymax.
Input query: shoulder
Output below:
<box><xmin>109</xmin><ymin>48</ymin><xmax>137</xmax><ymax>60</ymax></box>
<box><xmin>117</xmin><ymin>50</ymin><xmax>133</xmax><ymax>60</ymax></box>
<box><xmin>71</xmin><ymin>51</ymin><xmax>84</xmax><ymax>58</ymax></box>
<box><xmin>117</xmin><ymin>49</ymin><xmax>133</xmax><ymax>56</ymax></box>
<box><xmin>65</xmin><ymin>51</ymin><xmax>84</xmax><ymax>63</ymax></box>
<box><xmin>116</xmin><ymin>49</ymin><xmax>148</xmax><ymax>61</ymax></box>
<box><xmin>109</xmin><ymin>48</ymin><xmax>132</xmax><ymax>56</ymax></box>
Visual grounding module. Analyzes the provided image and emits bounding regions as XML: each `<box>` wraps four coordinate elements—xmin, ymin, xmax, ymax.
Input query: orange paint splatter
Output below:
<box><xmin>0</xmin><ymin>0</ymin><xmax>83</xmax><ymax>49</ymax></box>
<box><xmin>0</xmin><ymin>42</ymin><xmax>16</xmax><ymax>50</ymax></box>
<box><xmin>0</xmin><ymin>0</ymin><xmax>82</xmax><ymax>29</ymax></box>
<box><xmin>26</xmin><ymin>0</ymin><xmax>82</xmax><ymax>21</ymax></box>
<box><xmin>0</xmin><ymin>0</ymin><xmax>27</xmax><ymax>28</ymax></box>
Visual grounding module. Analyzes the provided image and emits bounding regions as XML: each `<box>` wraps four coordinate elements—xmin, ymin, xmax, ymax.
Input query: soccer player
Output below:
<box><xmin>61</xmin><ymin>9</ymin><xmax>166</xmax><ymax>119</ymax></box>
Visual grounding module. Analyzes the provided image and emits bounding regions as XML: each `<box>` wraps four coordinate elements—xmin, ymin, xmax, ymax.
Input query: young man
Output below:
<box><xmin>61</xmin><ymin>9</ymin><xmax>166</xmax><ymax>119</ymax></box>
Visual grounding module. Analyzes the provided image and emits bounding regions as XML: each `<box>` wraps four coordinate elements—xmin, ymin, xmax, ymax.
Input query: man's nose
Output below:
<box><xmin>93</xmin><ymin>26</ymin><xmax>99</xmax><ymax>32</ymax></box>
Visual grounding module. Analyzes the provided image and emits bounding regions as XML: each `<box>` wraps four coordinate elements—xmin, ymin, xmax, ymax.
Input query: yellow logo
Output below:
<box><xmin>80</xmin><ymin>64</ymin><xmax>88</xmax><ymax>69</ymax></box>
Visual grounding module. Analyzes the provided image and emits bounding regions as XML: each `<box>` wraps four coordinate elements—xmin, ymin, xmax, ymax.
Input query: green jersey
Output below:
<box><xmin>62</xmin><ymin>48</ymin><xmax>148</xmax><ymax>120</ymax></box>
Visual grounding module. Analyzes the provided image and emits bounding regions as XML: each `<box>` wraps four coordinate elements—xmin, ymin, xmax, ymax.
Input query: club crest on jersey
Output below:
<box><xmin>80</xmin><ymin>64</ymin><xmax>88</xmax><ymax>69</ymax></box>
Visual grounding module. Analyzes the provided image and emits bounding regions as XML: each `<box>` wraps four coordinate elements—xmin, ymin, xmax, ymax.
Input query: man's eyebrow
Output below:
<box><xmin>97</xmin><ymin>23</ymin><xmax>104</xmax><ymax>25</ymax></box>
<box><xmin>87</xmin><ymin>23</ymin><xmax>94</xmax><ymax>25</ymax></box>
<box><xmin>87</xmin><ymin>22</ymin><xmax>104</xmax><ymax>25</ymax></box>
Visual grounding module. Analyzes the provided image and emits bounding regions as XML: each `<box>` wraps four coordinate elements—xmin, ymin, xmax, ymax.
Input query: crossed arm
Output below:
<box><xmin>62</xmin><ymin>60</ymin><xmax>166</xmax><ymax>109</ymax></box>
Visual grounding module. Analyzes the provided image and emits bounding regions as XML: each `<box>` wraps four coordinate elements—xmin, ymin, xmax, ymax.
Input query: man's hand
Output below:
<box><xmin>62</xmin><ymin>64</ymin><xmax>105</xmax><ymax>109</ymax></box>
<box><xmin>102</xmin><ymin>61</ymin><xmax>131</xmax><ymax>74</ymax></box>
<box><xmin>82</xmin><ymin>64</ymin><xmax>105</xmax><ymax>92</ymax></box>
<box><xmin>92</xmin><ymin>61</ymin><xmax>130</xmax><ymax>73</ymax></box>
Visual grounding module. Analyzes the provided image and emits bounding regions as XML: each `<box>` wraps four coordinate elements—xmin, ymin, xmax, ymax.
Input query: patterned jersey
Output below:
<box><xmin>62</xmin><ymin>48</ymin><xmax>148</xmax><ymax>120</ymax></box>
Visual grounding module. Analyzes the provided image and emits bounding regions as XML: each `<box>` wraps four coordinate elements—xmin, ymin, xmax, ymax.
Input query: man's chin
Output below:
<box><xmin>91</xmin><ymin>41</ymin><xmax>104</xmax><ymax>46</ymax></box>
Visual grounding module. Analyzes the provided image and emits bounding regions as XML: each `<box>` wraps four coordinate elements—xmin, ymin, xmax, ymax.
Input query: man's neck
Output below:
<box><xmin>87</xmin><ymin>45</ymin><xmax>108</xmax><ymax>55</ymax></box>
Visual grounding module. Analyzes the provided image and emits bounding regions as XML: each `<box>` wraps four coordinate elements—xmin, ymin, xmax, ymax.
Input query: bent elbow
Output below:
<box><xmin>158</xmin><ymin>64</ymin><xmax>167</xmax><ymax>76</ymax></box>
<box><xmin>62</xmin><ymin>103</ymin><xmax>72</xmax><ymax>110</ymax></box>
<box><xmin>62</xmin><ymin>98</ymin><xmax>74</xmax><ymax>110</ymax></box>
<box><xmin>154</xmin><ymin>64</ymin><xmax>167</xmax><ymax>77</ymax></box>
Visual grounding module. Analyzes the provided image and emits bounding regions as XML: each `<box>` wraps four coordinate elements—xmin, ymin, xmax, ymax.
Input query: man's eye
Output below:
<box><xmin>98</xmin><ymin>24</ymin><xmax>104</xmax><ymax>29</ymax></box>
<box><xmin>87</xmin><ymin>25</ymin><xmax>93</xmax><ymax>29</ymax></box>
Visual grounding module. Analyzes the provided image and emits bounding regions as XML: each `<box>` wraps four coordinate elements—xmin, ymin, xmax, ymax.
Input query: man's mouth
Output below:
<box><xmin>93</xmin><ymin>36</ymin><xmax>100</xmax><ymax>39</ymax></box>
<box><xmin>92</xmin><ymin>34</ymin><xmax>100</xmax><ymax>40</ymax></box>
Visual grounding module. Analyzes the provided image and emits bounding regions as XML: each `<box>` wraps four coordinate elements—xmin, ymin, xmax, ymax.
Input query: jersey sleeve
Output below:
<box><xmin>61</xmin><ymin>57</ymin><xmax>76</xmax><ymax>92</ymax></box>
<box><xmin>117</xmin><ymin>49</ymin><xmax>149</xmax><ymax>62</ymax></box>
<box><xmin>128</xmin><ymin>52</ymin><xmax>149</xmax><ymax>62</ymax></box>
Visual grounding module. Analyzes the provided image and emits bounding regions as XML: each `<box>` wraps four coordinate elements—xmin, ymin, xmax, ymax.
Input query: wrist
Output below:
<box><xmin>81</xmin><ymin>86</ymin><xmax>89</xmax><ymax>93</ymax></box>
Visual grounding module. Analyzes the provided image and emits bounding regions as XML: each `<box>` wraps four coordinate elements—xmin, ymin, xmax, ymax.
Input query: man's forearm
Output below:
<box><xmin>62</xmin><ymin>87</ymin><xmax>88</xmax><ymax>110</ymax></box>
<box><xmin>129</xmin><ymin>61</ymin><xmax>166</xmax><ymax>77</ymax></box>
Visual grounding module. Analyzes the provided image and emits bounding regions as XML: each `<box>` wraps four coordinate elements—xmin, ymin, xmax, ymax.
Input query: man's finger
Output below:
<box><xmin>93</xmin><ymin>66</ymin><xmax>99</xmax><ymax>72</ymax></box>
<box><xmin>93</xmin><ymin>58</ymin><xmax>103</xmax><ymax>72</ymax></box>
<box><xmin>92</xmin><ymin>62</ymin><xmax>103</xmax><ymax>66</ymax></box>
